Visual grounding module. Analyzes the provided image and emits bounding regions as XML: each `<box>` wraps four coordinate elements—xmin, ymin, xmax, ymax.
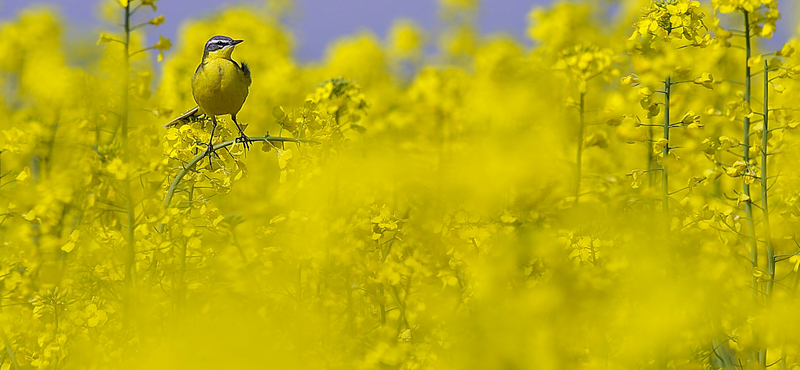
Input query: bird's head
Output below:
<box><xmin>202</xmin><ymin>35</ymin><xmax>243</xmax><ymax>60</ymax></box>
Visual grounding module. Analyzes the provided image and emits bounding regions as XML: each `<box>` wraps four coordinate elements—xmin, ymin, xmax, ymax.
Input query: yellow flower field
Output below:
<box><xmin>1</xmin><ymin>0</ymin><xmax>800</xmax><ymax>368</ymax></box>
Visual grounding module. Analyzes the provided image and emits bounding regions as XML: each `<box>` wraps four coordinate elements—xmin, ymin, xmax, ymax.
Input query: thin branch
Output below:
<box><xmin>163</xmin><ymin>136</ymin><xmax>318</xmax><ymax>208</ymax></box>
<box><xmin>129</xmin><ymin>47</ymin><xmax>153</xmax><ymax>58</ymax></box>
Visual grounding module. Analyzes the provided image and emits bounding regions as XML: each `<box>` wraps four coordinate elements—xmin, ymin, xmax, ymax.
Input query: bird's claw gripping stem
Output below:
<box><xmin>203</xmin><ymin>142</ymin><xmax>220</xmax><ymax>168</ymax></box>
<box><xmin>236</xmin><ymin>132</ymin><xmax>252</xmax><ymax>152</ymax></box>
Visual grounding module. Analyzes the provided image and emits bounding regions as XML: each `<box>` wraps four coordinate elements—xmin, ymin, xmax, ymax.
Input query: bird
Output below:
<box><xmin>164</xmin><ymin>35</ymin><xmax>252</xmax><ymax>162</ymax></box>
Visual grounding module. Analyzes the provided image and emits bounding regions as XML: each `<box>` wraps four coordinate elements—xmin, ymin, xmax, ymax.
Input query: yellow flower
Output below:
<box><xmin>389</xmin><ymin>20</ymin><xmax>423</xmax><ymax>59</ymax></box>
<box><xmin>747</xmin><ymin>55</ymin><xmax>762</xmax><ymax>68</ymax></box>
<box><xmin>620</xmin><ymin>74</ymin><xmax>639</xmax><ymax>86</ymax></box>
<box><xmin>718</xmin><ymin>136</ymin><xmax>740</xmax><ymax>151</ymax></box>
<box><xmin>629</xmin><ymin>169</ymin><xmax>645</xmax><ymax>189</ymax></box>
<box><xmin>790</xmin><ymin>255</ymin><xmax>800</xmax><ymax>272</ymax></box>
<box><xmin>15</xmin><ymin>166</ymin><xmax>31</xmax><ymax>183</ymax></box>
<box><xmin>726</xmin><ymin>160</ymin><xmax>748</xmax><ymax>177</ymax></box>
<box><xmin>277</xmin><ymin>149</ymin><xmax>293</xmax><ymax>169</ymax></box>
<box><xmin>141</xmin><ymin>0</ymin><xmax>158</xmax><ymax>11</ymax></box>
<box><xmin>776</xmin><ymin>43</ymin><xmax>795</xmax><ymax>57</ymax></box>
<box><xmin>752</xmin><ymin>267</ymin><xmax>771</xmax><ymax>282</ymax></box>
<box><xmin>687</xmin><ymin>176</ymin><xmax>705</xmax><ymax>188</ymax></box>
<box><xmin>631</xmin><ymin>0</ymin><xmax>708</xmax><ymax>46</ymax></box>
<box><xmin>61</xmin><ymin>230</ymin><xmax>80</xmax><ymax>253</ymax></box>
<box><xmin>440</xmin><ymin>0</ymin><xmax>476</xmax><ymax>10</ymax></box>
<box><xmin>106</xmin><ymin>158</ymin><xmax>129</xmax><ymax>180</ymax></box>
<box><xmin>680</xmin><ymin>110</ymin><xmax>701</xmax><ymax>127</ymax></box>
<box><xmin>693</xmin><ymin>72</ymin><xmax>714</xmax><ymax>89</ymax></box>
<box><xmin>149</xmin><ymin>15</ymin><xmax>165</xmax><ymax>26</ymax></box>
<box><xmin>96</xmin><ymin>32</ymin><xmax>116</xmax><ymax>45</ymax></box>
<box><xmin>152</xmin><ymin>36</ymin><xmax>172</xmax><ymax>62</ymax></box>
<box><xmin>583</xmin><ymin>132</ymin><xmax>608</xmax><ymax>149</ymax></box>
<box><xmin>555</xmin><ymin>43</ymin><xmax>616</xmax><ymax>84</ymax></box>
<box><xmin>654</xmin><ymin>138</ymin><xmax>669</xmax><ymax>152</ymax></box>
<box><xmin>270</xmin><ymin>214</ymin><xmax>288</xmax><ymax>224</ymax></box>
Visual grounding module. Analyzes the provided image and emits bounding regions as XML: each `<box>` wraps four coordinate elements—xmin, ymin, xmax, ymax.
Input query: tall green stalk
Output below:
<box><xmin>742</xmin><ymin>11</ymin><xmax>762</xmax><ymax>368</ymax></box>
<box><xmin>662</xmin><ymin>77</ymin><xmax>670</xmax><ymax>218</ymax></box>
<box><xmin>575</xmin><ymin>91</ymin><xmax>585</xmax><ymax>203</ymax></box>
<box><xmin>742</xmin><ymin>11</ymin><xmax>758</xmax><ymax>298</ymax></box>
<box><xmin>175</xmin><ymin>187</ymin><xmax>191</xmax><ymax>315</ymax></box>
<box><xmin>779</xmin><ymin>268</ymin><xmax>800</xmax><ymax>370</ymax></box>
<box><xmin>762</xmin><ymin>60</ymin><xmax>775</xmax><ymax>301</ymax></box>
<box><xmin>0</xmin><ymin>286</ymin><xmax>21</xmax><ymax>370</ymax></box>
<box><xmin>121</xmin><ymin>2</ymin><xmax>136</xmax><ymax>287</ymax></box>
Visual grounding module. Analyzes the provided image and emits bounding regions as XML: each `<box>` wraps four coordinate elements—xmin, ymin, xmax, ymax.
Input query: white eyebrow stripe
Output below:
<box><xmin>207</xmin><ymin>39</ymin><xmax>230</xmax><ymax>46</ymax></box>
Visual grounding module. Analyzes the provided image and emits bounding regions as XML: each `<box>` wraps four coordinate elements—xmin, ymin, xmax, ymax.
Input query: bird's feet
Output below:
<box><xmin>203</xmin><ymin>142</ymin><xmax>219</xmax><ymax>168</ymax></box>
<box><xmin>235</xmin><ymin>132</ymin><xmax>252</xmax><ymax>152</ymax></box>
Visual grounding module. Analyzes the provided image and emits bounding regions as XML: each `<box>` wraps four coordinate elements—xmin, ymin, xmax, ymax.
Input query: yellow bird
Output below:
<box><xmin>165</xmin><ymin>35</ymin><xmax>252</xmax><ymax>160</ymax></box>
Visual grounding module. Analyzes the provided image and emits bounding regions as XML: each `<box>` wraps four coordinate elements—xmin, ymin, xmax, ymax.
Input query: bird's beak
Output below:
<box><xmin>232</xmin><ymin>39</ymin><xmax>244</xmax><ymax>45</ymax></box>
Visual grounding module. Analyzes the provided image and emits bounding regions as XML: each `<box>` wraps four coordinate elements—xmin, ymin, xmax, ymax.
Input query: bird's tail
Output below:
<box><xmin>163</xmin><ymin>106</ymin><xmax>201</xmax><ymax>128</ymax></box>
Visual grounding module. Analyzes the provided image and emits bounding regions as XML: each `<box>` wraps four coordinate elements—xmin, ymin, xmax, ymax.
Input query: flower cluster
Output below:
<box><xmin>630</xmin><ymin>0</ymin><xmax>711</xmax><ymax>47</ymax></box>
<box><xmin>712</xmin><ymin>0</ymin><xmax>780</xmax><ymax>38</ymax></box>
<box><xmin>554</xmin><ymin>43</ymin><xmax>618</xmax><ymax>92</ymax></box>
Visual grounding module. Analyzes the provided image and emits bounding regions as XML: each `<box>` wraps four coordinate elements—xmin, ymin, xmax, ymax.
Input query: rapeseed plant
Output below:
<box><xmin>2</xmin><ymin>0</ymin><xmax>800</xmax><ymax>369</ymax></box>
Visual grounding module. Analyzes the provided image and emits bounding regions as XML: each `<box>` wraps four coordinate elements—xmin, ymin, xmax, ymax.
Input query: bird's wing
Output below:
<box><xmin>163</xmin><ymin>106</ymin><xmax>201</xmax><ymax>128</ymax></box>
<box><xmin>241</xmin><ymin>62</ymin><xmax>252</xmax><ymax>86</ymax></box>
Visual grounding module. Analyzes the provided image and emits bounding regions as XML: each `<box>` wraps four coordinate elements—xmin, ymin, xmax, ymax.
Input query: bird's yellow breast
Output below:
<box><xmin>191</xmin><ymin>57</ymin><xmax>250</xmax><ymax>117</ymax></box>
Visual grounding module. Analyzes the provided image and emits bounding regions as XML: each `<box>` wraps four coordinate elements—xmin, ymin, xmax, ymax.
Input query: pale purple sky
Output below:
<box><xmin>0</xmin><ymin>1</ymin><xmax>795</xmax><ymax>62</ymax></box>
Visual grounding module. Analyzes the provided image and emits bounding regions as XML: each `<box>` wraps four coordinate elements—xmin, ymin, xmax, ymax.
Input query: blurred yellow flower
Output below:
<box><xmin>149</xmin><ymin>15</ymin><xmax>165</xmax><ymax>26</ymax></box>
<box><xmin>141</xmin><ymin>0</ymin><xmax>158</xmax><ymax>11</ymax></box>
<box><xmin>152</xmin><ymin>35</ymin><xmax>171</xmax><ymax>62</ymax></box>
<box><xmin>388</xmin><ymin>20</ymin><xmax>423</xmax><ymax>59</ymax></box>
<box><xmin>693</xmin><ymin>72</ymin><xmax>714</xmax><ymax>89</ymax></box>
<box><xmin>96</xmin><ymin>32</ymin><xmax>116</xmax><ymax>45</ymax></box>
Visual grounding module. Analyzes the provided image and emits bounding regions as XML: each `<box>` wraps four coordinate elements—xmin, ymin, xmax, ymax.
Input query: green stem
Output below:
<box><xmin>662</xmin><ymin>77</ymin><xmax>671</xmax><ymax>218</ymax></box>
<box><xmin>762</xmin><ymin>60</ymin><xmax>775</xmax><ymax>302</ymax></box>
<box><xmin>175</xmin><ymin>182</ymin><xmax>193</xmax><ymax>315</ymax></box>
<box><xmin>128</xmin><ymin>47</ymin><xmax>153</xmax><ymax>58</ymax></box>
<box><xmin>779</xmin><ymin>267</ymin><xmax>800</xmax><ymax>370</ymax></box>
<box><xmin>0</xmin><ymin>329</ymin><xmax>20</xmax><ymax>370</ymax></box>
<box><xmin>122</xmin><ymin>1</ymin><xmax>136</xmax><ymax>287</ymax></box>
<box><xmin>742</xmin><ymin>11</ymin><xmax>758</xmax><ymax>298</ymax></box>
<box><xmin>742</xmin><ymin>11</ymin><xmax>762</xmax><ymax>368</ymax></box>
<box><xmin>647</xmin><ymin>118</ymin><xmax>656</xmax><ymax>190</ymax></box>
<box><xmin>575</xmin><ymin>91</ymin><xmax>585</xmax><ymax>204</ymax></box>
<box><xmin>743</xmin><ymin>13</ymin><xmax>759</xmax><ymax>292</ymax></box>
<box><xmin>0</xmin><ymin>285</ymin><xmax>20</xmax><ymax>370</ymax></box>
<box><xmin>379</xmin><ymin>284</ymin><xmax>386</xmax><ymax>326</ymax></box>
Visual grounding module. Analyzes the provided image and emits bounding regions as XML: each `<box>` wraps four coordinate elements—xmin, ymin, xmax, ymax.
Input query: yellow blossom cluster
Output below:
<box><xmin>630</xmin><ymin>0</ymin><xmax>711</xmax><ymax>46</ymax></box>
<box><xmin>712</xmin><ymin>0</ymin><xmax>780</xmax><ymax>38</ymax></box>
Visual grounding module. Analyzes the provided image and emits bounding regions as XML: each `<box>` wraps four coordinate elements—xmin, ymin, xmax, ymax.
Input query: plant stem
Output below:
<box><xmin>647</xmin><ymin>116</ymin><xmax>656</xmax><ymax>191</ymax></box>
<box><xmin>121</xmin><ymin>2</ymin><xmax>136</xmax><ymax>287</ymax></box>
<box><xmin>662</xmin><ymin>77</ymin><xmax>670</xmax><ymax>219</ymax></box>
<box><xmin>0</xmin><ymin>328</ymin><xmax>21</xmax><ymax>370</ymax></box>
<box><xmin>0</xmin><ymin>286</ymin><xmax>20</xmax><ymax>370</ymax></box>
<box><xmin>779</xmin><ymin>267</ymin><xmax>800</xmax><ymax>370</ymax></box>
<box><xmin>762</xmin><ymin>60</ymin><xmax>775</xmax><ymax>301</ymax></box>
<box><xmin>175</xmin><ymin>183</ymin><xmax>192</xmax><ymax>315</ymax></box>
<box><xmin>379</xmin><ymin>284</ymin><xmax>386</xmax><ymax>326</ymax></box>
<box><xmin>742</xmin><ymin>11</ymin><xmax>762</xmax><ymax>367</ymax></box>
<box><xmin>575</xmin><ymin>91</ymin><xmax>585</xmax><ymax>204</ymax></box>
<box><xmin>742</xmin><ymin>11</ymin><xmax>758</xmax><ymax>299</ymax></box>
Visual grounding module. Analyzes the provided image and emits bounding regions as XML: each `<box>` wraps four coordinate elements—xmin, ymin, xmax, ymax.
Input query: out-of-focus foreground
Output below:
<box><xmin>1</xmin><ymin>0</ymin><xmax>800</xmax><ymax>369</ymax></box>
